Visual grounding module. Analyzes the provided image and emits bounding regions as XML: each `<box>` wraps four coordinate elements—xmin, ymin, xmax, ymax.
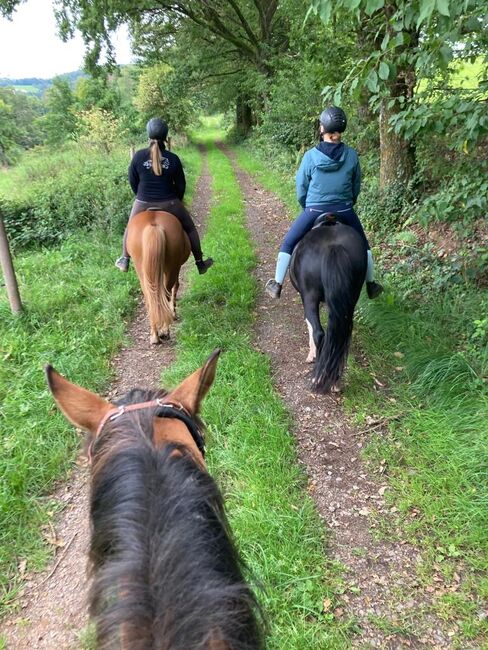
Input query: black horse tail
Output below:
<box><xmin>314</xmin><ymin>244</ymin><xmax>356</xmax><ymax>392</ymax></box>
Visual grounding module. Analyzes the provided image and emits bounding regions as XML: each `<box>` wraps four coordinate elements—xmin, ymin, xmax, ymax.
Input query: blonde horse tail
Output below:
<box><xmin>141</xmin><ymin>224</ymin><xmax>173</xmax><ymax>337</ymax></box>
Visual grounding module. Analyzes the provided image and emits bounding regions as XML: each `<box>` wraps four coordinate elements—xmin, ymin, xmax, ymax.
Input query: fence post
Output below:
<box><xmin>0</xmin><ymin>214</ymin><xmax>23</xmax><ymax>314</ymax></box>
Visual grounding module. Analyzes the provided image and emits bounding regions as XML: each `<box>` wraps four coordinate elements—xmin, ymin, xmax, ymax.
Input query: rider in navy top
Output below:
<box><xmin>115</xmin><ymin>118</ymin><xmax>213</xmax><ymax>275</ymax></box>
<box><xmin>265</xmin><ymin>107</ymin><xmax>383</xmax><ymax>300</ymax></box>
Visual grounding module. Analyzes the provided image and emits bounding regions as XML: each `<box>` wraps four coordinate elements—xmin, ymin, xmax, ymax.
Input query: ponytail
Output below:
<box><xmin>150</xmin><ymin>139</ymin><xmax>162</xmax><ymax>176</ymax></box>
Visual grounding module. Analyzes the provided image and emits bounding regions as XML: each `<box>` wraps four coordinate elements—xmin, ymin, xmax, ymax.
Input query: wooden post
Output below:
<box><xmin>0</xmin><ymin>214</ymin><xmax>22</xmax><ymax>314</ymax></box>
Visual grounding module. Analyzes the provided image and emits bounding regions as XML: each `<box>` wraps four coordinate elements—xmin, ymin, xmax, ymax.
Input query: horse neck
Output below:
<box><xmin>89</xmin><ymin>440</ymin><xmax>262</xmax><ymax>649</ymax></box>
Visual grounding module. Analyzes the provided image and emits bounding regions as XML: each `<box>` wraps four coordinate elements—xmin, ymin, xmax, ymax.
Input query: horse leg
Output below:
<box><xmin>303</xmin><ymin>296</ymin><xmax>324</xmax><ymax>364</ymax></box>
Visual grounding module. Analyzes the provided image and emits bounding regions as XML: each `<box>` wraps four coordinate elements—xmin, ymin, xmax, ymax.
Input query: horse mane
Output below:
<box><xmin>88</xmin><ymin>389</ymin><xmax>264</xmax><ymax>649</ymax></box>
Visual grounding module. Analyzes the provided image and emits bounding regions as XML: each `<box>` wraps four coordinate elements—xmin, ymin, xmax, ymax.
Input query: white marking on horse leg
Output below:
<box><xmin>306</xmin><ymin>319</ymin><xmax>316</xmax><ymax>363</ymax></box>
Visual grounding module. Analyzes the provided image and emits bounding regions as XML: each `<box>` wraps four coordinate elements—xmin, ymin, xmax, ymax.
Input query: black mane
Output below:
<box><xmin>88</xmin><ymin>388</ymin><xmax>264</xmax><ymax>649</ymax></box>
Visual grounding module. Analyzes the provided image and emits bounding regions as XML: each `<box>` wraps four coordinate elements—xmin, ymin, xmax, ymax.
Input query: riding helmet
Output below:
<box><xmin>319</xmin><ymin>107</ymin><xmax>347</xmax><ymax>133</ymax></box>
<box><xmin>146</xmin><ymin>117</ymin><xmax>169</xmax><ymax>141</ymax></box>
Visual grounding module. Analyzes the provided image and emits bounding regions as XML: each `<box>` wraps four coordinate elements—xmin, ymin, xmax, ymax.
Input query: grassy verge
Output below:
<box><xmin>0</xmin><ymin>144</ymin><xmax>202</xmax><ymax>616</ymax></box>
<box><xmin>234</xmin><ymin>145</ymin><xmax>487</xmax><ymax>644</ymax></box>
<box><xmin>160</xmin><ymin>140</ymin><xmax>353</xmax><ymax>647</ymax></box>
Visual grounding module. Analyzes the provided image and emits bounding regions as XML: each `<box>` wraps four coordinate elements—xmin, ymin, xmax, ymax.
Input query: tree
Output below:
<box><xmin>39</xmin><ymin>77</ymin><xmax>77</xmax><ymax>145</ymax></box>
<box><xmin>309</xmin><ymin>0</ymin><xmax>488</xmax><ymax>190</ymax></box>
<box><xmin>133</xmin><ymin>64</ymin><xmax>193</xmax><ymax>134</ymax></box>
<box><xmin>55</xmin><ymin>0</ymin><xmax>290</xmax><ymax>133</ymax></box>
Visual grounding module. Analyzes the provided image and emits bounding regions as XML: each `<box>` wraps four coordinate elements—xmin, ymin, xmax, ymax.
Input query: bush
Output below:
<box><xmin>0</xmin><ymin>145</ymin><xmax>134</xmax><ymax>249</ymax></box>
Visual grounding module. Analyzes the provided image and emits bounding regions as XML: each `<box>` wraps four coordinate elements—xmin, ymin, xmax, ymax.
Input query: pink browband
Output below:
<box><xmin>88</xmin><ymin>399</ymin><xmax>194</xmax><ymax>463</ymax></box>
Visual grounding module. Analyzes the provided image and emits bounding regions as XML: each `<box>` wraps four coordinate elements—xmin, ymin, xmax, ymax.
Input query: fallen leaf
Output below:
<box><xmin>323</xmin><ymin>597</ymin><xmax>332</xmax><ymax>612</ymax></box>
<box><xmin>393</xmin><ymin>351</ymin><xmax>404</xmax><ymax>358</ymax></box>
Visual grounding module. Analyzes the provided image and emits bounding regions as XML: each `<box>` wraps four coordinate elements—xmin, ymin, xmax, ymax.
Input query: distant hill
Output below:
<box><xmin>0</xmin><ymin>71</ymin><xmax>86</xmax><ymax>95</ymax></box>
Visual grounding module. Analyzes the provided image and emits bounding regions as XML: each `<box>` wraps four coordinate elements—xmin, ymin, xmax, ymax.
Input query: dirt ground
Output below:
<box><xmin>0</xmin><ymin>156</ymin><xmax>212</xmax><ymax>650</ymax></box>
<box><xmin>0</xmin><ymin>147</ymin><xmax>476</xmax><ymax>649</ymax></box>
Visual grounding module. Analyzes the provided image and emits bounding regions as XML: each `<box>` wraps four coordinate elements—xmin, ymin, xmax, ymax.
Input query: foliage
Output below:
<box><xmin>37</xmin><ymin>77</ymin><xmax>77</xmax><ymax>145</ymax></box>
<box><xmin>133</xmin><ymin>64</ymin><xmax>193</xmax><ymax>134</ymax></box>
<box><xmin>0</xmin><ymin>145</ymin><xmax>134</xmax><ymax>249</ymax></box>
<box><xmin>0</xmin><ymin>88</ymin><xmax>44</xmax><ymax>164</ymax></box>
<box><xmin>75</xmin><ymin>107</ymin><xmax>128</xmax><ymax>152</ymax></box>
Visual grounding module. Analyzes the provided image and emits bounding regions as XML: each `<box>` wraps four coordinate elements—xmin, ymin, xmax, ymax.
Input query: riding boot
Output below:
<box><xmin>265</xmin><ymin>279</ymin><xmax>282</xmax><ymax>299</ymax></box>
<box><xmin>188</xmin><ymin>229</ymin><xmax>213</xmax><ymax>275</ymax></box>
<box><xmin>366</xmin><ymin>250</ymin><xmax>383</xmax><ymax>298</ymax></box>
<box><xmin>115</xmin><ymin>226</ymin><xmax>131</xmax><ymax>271</ymax></box>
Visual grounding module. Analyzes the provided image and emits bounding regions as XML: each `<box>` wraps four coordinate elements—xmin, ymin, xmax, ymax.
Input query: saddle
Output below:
<box><xmin>312</xmin><ymin>213</ymin><xmax>338</xmax><ymax>229</ymax></box>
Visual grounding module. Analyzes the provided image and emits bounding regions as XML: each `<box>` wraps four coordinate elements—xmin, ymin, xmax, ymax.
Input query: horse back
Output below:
<box><xmin>126</xmin><ymin>210</ymin><xmax>191</xmax><ymax>268</ymax></box>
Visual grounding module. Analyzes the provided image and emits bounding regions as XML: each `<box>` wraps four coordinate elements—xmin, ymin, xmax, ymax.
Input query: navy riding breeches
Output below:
<box><xmin>280</xmin><ymin>203</ymin><xmax>370</xmax><ymax>254</ymax></box>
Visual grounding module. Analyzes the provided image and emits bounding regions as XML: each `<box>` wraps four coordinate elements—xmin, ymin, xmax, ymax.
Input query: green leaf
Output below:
<box><xmin>365</xmin><ymin>69</ymin><xmax>379</xmax><ymax>93</ymax></box>
<box><xmin>365</xmin><ymin>0</ymin><xmax>385</xmax><ymax>15</ymax></box>
<box><xmin>381</xmin><ymin>33</ymin><xmax>390</xmax><ymax>50</ymax></box>
<box><xmin>417</xmin><ymin>0</ymin><xmax>436</xmax><ymax>27</ymax></box>
<box><xmin>378</xmin><ymin>61</ymin><xmax>390</xmax><ymax>80</ymax></box>
<box><xmin>317</xmin><ymin>0</ymin><xmax>332</xmax><ymax>23</ymax></box>
<box><xmin>436</xmin><ymin>0</ymin><xmax>450</xmax><ymax>16</ymax></box>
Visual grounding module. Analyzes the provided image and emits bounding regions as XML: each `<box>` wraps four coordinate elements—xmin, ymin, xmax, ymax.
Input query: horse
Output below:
<box><xmin>45</xmin><ymin>350</ymin><xmax>264</xmax><ymax>650</ymax></box>
<box><xmin>126</xmin><ymin>210</ymin><xmax>190</xmax><ymax>345</ymax></box>
<box><xmin>289</xmin><ymin>215</ymin><xmax>367</xmax><ymax>393</ymax></box>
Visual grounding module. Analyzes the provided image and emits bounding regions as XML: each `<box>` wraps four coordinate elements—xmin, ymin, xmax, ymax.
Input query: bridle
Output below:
<box><xmin>88</xmin><ymin>398</ymin><xmax>205</xmax><ymax>463</ymax></box>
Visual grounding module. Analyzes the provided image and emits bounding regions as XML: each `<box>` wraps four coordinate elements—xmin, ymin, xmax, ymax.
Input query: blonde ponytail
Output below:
<box><xmin>150</xmin><ymin>139</ymin><xmax>163</xmax><ymax>176</ymax></box>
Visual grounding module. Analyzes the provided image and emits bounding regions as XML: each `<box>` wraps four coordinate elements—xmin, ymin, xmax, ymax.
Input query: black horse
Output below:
<box><xmin>290</xmin><ymin>215</ymin><xmax>367</xmax><ymax>393</ymax></box>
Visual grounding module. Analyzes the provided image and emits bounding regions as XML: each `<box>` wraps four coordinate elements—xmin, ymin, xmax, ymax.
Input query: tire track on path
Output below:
<box><xmin>223</xmin><ymin>145</ymin><xmax>462</xmax><ymax>649</ymax></box>
<box><xmin>0</xmin><ymin>149</ymin><xmax>212</xmax><ymax>650</ymax></box>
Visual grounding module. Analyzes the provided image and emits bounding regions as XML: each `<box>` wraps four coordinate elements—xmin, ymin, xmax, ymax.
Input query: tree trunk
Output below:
<box><xmin>236</xmin><ymin>94</ymin><xmax>253</xmax><ymax>136</ymax></box>
<box><xmin>379</xmin><ymin>100</ymin><xmax>415</xmax><ymax>190</ymax></box>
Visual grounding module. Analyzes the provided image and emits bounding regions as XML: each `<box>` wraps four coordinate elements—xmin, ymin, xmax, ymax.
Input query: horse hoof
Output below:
<box><xmin>150</xmin><ymin>336</ymin><xmax>160</xmax><ymax>345</ymax></box>
<box><xmin>306</xmin><ymin>355</ymin><xmax>316</xmax><ymax>364</ymax></box>
<box><xmin>331</xmin><ymin>384</ymin><xmax>342</xmax><ymax>394</ymax></box>
<box><xmin>159</xmin><ymin>331</ymin><xmax>170</xmax><ymax>341</ymax></box>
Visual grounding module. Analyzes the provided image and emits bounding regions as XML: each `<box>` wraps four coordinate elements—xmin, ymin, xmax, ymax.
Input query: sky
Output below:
<box><xmin>0</xmin><ymin>0</ymin><xmax>133</xmax><ymax>79</ymax></box>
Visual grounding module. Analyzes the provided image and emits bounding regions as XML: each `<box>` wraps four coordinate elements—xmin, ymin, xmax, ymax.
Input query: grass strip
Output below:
<box><xmin>0</xmin><ymin>144</ymin><xmax>202</xmax><ymax>615</ymax></box>
<box><xmin>161</xmin><ymin>140</ymin><xmax>353</xmax><ymax>648</ymax></box>
<box><xmin>235</xmin><ymin>144</ymin><xmax>488</xmax><ymax>643</ymax></box>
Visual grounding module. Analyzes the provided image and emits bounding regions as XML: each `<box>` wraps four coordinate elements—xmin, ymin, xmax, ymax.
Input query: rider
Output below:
<box><xmin>115</xmin><ymin>118</ymin><xmax>213</xmax><ymax>274</ymax></box>
<box><xmin>265</xmin><ymin>107</ymin><xmax>383</xmax><ymax>299</ymax></box>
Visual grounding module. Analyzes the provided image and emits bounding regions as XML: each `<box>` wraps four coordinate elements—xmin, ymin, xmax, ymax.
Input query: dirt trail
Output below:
<box><xmin>0</xmin><ymin>155</ymin><xmax>212</xmax><ymax>650</ymax></box>
<box><xmin>224</xmin><ymin>147</ymin><xmax>464</xmax><ymax>649</ymax></box>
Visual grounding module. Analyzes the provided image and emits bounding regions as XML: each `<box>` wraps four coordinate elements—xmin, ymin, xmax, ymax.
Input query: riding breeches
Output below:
<box><xmin>280</xmin><ymin>203</ymin><xmax>370</xmax><ymax>254</ymax></box>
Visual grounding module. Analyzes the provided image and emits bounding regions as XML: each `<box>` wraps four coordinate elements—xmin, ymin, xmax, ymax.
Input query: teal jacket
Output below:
<box><xmin>296</xmin><ymin>143</ymin><xmax>361</xmax><ymax>208</ymax></box>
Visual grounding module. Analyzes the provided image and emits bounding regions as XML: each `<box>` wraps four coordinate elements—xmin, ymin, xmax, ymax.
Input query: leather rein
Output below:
<box><xmin>88</xmin><ymin>399</ymin><xmax>205</xmax><ymax>463</ymax></box>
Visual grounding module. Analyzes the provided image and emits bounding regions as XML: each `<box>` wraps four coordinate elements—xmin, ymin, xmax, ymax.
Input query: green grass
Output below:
<box><xmin>234</xmin><ymin>143</ymin><xmax>488</xmax><ymax>644</ymax></box>
<box><xmin>0</xmin><ymin>143</ymin><xmax>202</xmax><ymax>615</ymax></box>
<box><xmin>160</xmin><ymin>140</ymin><xmax>353</xmax><ymax>647</ymax></box>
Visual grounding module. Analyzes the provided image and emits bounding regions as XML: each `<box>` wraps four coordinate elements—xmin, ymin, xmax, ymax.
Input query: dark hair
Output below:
<box><xmin>89</xmin><ymin>388</ymin><xmax>264</xmax><ymax>649</ymax></box>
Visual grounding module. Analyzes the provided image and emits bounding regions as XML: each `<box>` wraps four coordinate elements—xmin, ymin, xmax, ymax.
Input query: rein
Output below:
<box><xmin>89</xmin><ymin>399</ymin><xmax>205</xmax><ymax>463</ymax></box>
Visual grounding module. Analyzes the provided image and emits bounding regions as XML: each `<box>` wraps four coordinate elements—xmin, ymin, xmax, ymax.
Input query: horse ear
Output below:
<box><xmin>45</xmin><ymin>365</ymin><xmax>113</xmax><ymax>434</ymax></box>
<box><xmin>168</xmin><ymin>349</ymin><xmax>221</xmax><ymax>415</ymax></box>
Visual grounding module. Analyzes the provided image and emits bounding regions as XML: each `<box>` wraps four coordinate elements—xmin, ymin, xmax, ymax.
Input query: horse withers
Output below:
<box><xmin>290</xmin><ymin>215</ymin><xmax>367</xmax><ymax>393</ymax></box>
<box><xmin>45</xmin><ymin>350</ymin><xmax>264</xmax><ymax>650</ymax></box>
<box><xmin>126</xmin><ymin>210</ymin><xmax>190</xmax><ymax>345</ymax></box>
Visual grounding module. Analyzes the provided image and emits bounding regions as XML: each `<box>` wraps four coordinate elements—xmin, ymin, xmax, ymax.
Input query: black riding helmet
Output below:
<box><xmin>147</xmin><ymin>117</ymin><xmax>169</xmax><ymax>141</ymax></box>
<box><xmin>319</xmin><ymin>107</ymin><xmax>347</xmax><ymax>133</ymax></box>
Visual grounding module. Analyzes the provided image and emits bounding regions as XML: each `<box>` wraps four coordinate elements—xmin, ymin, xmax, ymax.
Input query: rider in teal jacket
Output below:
<box><xmin>265</xmin><ymin>106</ymin><xmax>383</xmax><ymax>300</ymax></box>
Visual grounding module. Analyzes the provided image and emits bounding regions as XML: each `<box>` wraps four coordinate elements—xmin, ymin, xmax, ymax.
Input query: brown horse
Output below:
<box><xmin>126</xmin><ymin>210</ymin><xmax>190</xmax><ymax>344</ymax></box>
<box><xmin>45</xmin><ymin>350</ymin><xmax>264</xmax><ymax>650</ymax></box>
